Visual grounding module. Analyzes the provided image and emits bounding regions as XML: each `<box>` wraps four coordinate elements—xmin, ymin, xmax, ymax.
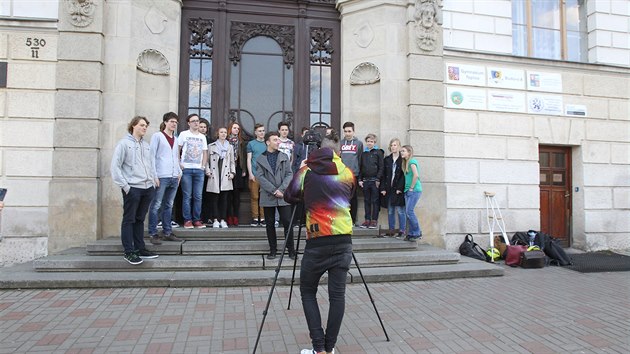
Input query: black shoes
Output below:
<box><xmin>162</xmin><ymin>233</ymin><xmax>182</xmax><ymax>242</ymax></box>
<box><xmin>266</xmin><ymin>252</ymin><xmax>277</xmax><ymax>260</ymax></box>
<box><xmin>149</xmin><ymin>235</ymin><xmax>162</xmax><ymax>245</ymax></box>
<box><xmin>124</xmin><ymin>252</ymin><xmax>143</xmax><ymax>265</ymax></box>
<box><xmin>137</xmin><ymin>249</ymin><xmax>159</xmax><ymax>259</ymax></box>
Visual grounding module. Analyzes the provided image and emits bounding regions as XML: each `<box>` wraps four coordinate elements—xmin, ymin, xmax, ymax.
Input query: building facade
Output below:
<box><xmin>0</xmin><ymin>0</ymin><xmax>628</xmax><ymax>266</ymax></box>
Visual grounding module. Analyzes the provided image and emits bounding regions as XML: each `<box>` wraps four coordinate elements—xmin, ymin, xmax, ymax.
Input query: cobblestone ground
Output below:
<box><xmin>0</xmin><ymin>266</ymin><xmax>628</xmax><ymax>353</ymax></box>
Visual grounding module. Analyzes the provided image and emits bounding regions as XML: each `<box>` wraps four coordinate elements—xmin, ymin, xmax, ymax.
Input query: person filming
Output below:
<box><xmin>284</xmin><ymin>132</ymin><xmax>356</xmax><ymax>354</ymax></box>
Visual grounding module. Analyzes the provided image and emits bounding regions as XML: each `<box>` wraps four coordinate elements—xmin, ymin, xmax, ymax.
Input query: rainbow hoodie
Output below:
<box><xmin>284</xmin><ymin>147</ymin><xmax>356</xmax><ymax>243</ymax></box>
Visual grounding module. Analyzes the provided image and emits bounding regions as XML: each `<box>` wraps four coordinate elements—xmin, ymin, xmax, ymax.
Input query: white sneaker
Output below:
<box><xmin>212</xmin><ymin>220</ymin><xmax>220</xmax><ymax>228</ymax></box>
<box><xmin>171</xmin><ymin>221</ymin><xmax>180</xmax><ymax>228</ymax></box>
<box><xmin>157</xmin><ymin>221</ymin><xmax>163</xmax><ymax>229</ymax></box>
<box><xmin>300</xmin><ymin>350</ymin><xmax>333</xmax><ymax>354</ymax></box>
<box><xmin>274</xmin><ymin>221</ymin><xmax>280</xmax><ymax>228</ymax></box>
<box><xmin>219</xmin><ymin>220</ymin><xmax>228</xmax><ymax>228</ymax></box>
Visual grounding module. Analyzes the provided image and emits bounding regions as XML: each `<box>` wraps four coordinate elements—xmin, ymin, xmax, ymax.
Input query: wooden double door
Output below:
<box><xmin>539</xmin><ymin>146</ymin><xmax>572</xmax><ymax>246</ymax></box>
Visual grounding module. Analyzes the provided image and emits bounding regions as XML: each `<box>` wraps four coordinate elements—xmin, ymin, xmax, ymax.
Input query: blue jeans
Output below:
<box><xmin>148</xmin><ymin>177</ymin><xmax>179</xmax><ymax>235</ymax></box>
<box><xmin>121</xmin><ymin>186</ymin><xmax>155</xmax><ymax>253</ymax></box>
<box><xmin>181</xmin><ymin>168</ymin><xmax>204</xmax><ymax>222</ymax></box>
<box><xmin>387</xmin><ymin>201</ymin><xmax>406</xmax><ymax>232</ymax></box>
<box><xmin>405</xmin><ymin>190</ymin><xmax>422</xmax><ymax>236</ymax></box>
<box><xmin>300</xmin><ymin>242</ymin><xmax>353</xmax><ymax>353</ymax></box>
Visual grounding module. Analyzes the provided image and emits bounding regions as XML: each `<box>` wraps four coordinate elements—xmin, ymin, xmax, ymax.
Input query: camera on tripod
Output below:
<box><xmin>302</xmin><ymin>129</ymin><xmax>322</xmax><ymax>148</ymax></box>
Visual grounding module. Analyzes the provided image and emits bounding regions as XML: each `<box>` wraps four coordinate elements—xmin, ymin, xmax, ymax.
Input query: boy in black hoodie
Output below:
<box><xmin>359</xmin><ymin>133</ymin><xmax>384</xmax><ymax>229</ymax></box>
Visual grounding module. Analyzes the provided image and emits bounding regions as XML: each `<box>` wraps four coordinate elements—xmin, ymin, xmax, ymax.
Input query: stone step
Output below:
<box><xmin>151</xmin><ymin>226</ymin><xmax>381</xmax><ymax>240</ymax></box>
<box><xmin>0</xmin><ymin>257</ymin><xmax>503</xmax><ymax>289</ymax></box>
<box><xmin>87</xmin><ymin>237</ymin><xmax>417</xmax><ymax>255</ymax></box>
<box><xmin>33</xmin><ymin>249</ymin><xmax>458</xmax><ymax>272</ymax></box>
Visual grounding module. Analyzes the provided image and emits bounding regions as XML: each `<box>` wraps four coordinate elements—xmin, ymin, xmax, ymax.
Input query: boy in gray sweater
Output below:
<box><xmin>339</xmin><ymin>121</ymin><xmax>362</xmax><ymax>224</ymax></box>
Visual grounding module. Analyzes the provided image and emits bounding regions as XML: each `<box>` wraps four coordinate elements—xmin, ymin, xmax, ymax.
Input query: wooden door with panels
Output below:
<box><xmin>539</xmin><ymin>146</ymin><xmax>572</xmax><ymax>246</ymax></box>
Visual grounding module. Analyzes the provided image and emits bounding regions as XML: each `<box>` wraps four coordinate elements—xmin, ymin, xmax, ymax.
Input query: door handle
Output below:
<box><xmin>564</xmin><ymin>193</ymin><xmax>570</xmax><ymax>197</ymax></box>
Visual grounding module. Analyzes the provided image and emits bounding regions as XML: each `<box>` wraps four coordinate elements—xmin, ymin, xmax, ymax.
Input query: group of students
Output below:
<box><xmin>338</xmin><ymin>122</ymin><xmax>423</xmax><ymax>241</ymax></box>
<box><xmin>110</xmin><ymin>113</ymin><xmax>422</xmax><ymax>265</ymax></box>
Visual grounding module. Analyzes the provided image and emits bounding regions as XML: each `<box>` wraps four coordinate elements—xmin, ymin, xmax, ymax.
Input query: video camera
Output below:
<box><xmin>302</xmin><ymin>129</ymin><xmax>322</xmax><ymax>148</ymax></box>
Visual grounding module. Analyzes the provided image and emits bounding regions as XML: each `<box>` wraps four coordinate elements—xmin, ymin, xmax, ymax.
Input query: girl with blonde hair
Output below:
<box><xmin>400</xmin><ymin>145</ymin><xmax>422</xmax><ymax>241</ymax></box>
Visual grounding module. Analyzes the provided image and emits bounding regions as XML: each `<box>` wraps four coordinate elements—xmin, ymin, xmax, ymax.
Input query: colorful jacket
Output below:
<box><xmin>284</xmin><ymin>147</ymin><xmax>356</xmax><ymax>240</ymax></box>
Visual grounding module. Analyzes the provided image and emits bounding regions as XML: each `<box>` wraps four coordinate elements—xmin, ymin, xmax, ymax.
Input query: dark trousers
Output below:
<box><xmin>228</xmin><ymin>188</ymin><xmax>241</xmax><ymax>220</ymax></box>
<box><xmin>362</xmin><ymin>180</ymin><xmax>380</xmax><ymax>221</ymax></box>
<box><xmin>300</xmin><ymin>242</ymin><xmax>353</xmax><ymax>353</ymax></box>
<box><xmin>210</xmin><ymin>191</ymin><xmax>229</xmax><ymax>220</ymax></box>
<box><xmin>121</xmin><ymin>186</ymin><xmax>155</xmax><ymax>254</ymax></box>
<box><xmin>263</xmin><ymin>205</ymin><xmax>294</xmax><ymax>254</ymax></box>
<box><xmin>349</xmin><ymin>190</ymin><xmax>358</xmax><ymax>225</ymax></box>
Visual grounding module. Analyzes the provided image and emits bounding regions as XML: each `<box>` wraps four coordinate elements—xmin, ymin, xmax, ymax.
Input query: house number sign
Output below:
<box><xmin>25</xmin><ymin>37</ymin><xmax>47</xmax><ymax>58</ymax></box>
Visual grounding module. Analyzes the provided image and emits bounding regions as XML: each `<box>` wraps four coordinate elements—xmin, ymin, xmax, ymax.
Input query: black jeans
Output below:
<box><xmin>121</xmin><ymin>186</ymin><xmax>155</xmax><ymax>253</ymax></box>
<box><xmin>362</xmin><ymin>180</ymin><xmax>380</xmax><ymax>221</ymax></box>
<box><xmin>263</xmin><ymin>205</ymin><xmax>294</xmax><ymax>254</ymax></box>
<box><xmin>210</xmin><ymin>191</ymin><xmax>228</xmax><ymax>220</ymax></box>
<box><xmin>349</xmin><ymin>189</ymin><xmax>358</xmax><ymax>225</ymax></box>
<box><xmin>300</xmin><ymin>242</ymin><xmax>353</xmax><ymax>353</ymax></box>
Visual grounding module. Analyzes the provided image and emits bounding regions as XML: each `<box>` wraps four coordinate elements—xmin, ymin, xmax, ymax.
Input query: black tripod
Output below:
<box><xmin>252</xmin><ymin>204</ymin><xmax>390</xmax><ymax>353</ymax></box>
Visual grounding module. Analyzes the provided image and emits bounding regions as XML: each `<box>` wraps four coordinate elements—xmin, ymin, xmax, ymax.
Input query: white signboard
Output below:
<box><xmin>527</xmin><ymin>94</ymin><xmax>563</xmax><ymax>115</ymax></box>
<box><xmin>487</xmin><ymin>67</ymin><xmax>525</xmax><ymax>90</ymax></box>
<box><xmin>565</xmin><ymin>104</ymin><xmax>587</xmax><ymax>117</ymax></box>
<box><xmin>445</xmin><ymin>63</ymin><xmax>486</xmax><ymax>86</ymax></box>
<box><xmin>446</xmin><ymin>86</ymin><xmax>487</xmax><ymax>110</ymax></box>
<box><xmin>527</xmin><ymin>71</ymin><xmax>562</xmax><ymax>92</ymax></box>
<box><xmin>488</xmin><ymin>91</ymin><xmax>526</xmax><ymax>113</ymax></box>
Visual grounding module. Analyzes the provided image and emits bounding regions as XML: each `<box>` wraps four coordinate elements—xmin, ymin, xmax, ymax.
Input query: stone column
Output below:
<box><xmin>406</xmin><ymin>0</ymin><xmax>446</xmax><ymax>247</ymax></box>
<box><xmin>49</xmin><ymin>0</ymin><xmax>105</xmax><ymax>253</ymax></box>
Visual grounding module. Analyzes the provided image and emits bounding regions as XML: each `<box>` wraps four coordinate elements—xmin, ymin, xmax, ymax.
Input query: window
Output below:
<box><xmin>0</xmin><ymin>0</ymin><xmax>58</xmax><ymax>19</ymax></box>
<box><xmin>310</xmin><ymin>27</ymin><xmax>333</xmax><ymax>128</ymax></box>
<box><xmin>512</xmin><ymin>0</ymin><xmax>586</xmax><ymax>62</ymax></box>
<box><xmin>188</xmin><ymin>18</ymin><xmax>213</xmax><ymax>122</ymax></box>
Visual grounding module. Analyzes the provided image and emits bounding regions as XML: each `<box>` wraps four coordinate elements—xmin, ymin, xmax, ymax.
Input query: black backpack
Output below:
<box><xmin>459</xmin><ymin>234</ymin><xmax>489</xmax><ymax>262</ymax></box>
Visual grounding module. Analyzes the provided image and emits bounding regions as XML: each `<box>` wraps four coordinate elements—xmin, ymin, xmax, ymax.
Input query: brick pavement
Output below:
<box><xmin>0</xmin><ymin>265</ymin><xmax>628</xmax><ymax>353</ymax></box>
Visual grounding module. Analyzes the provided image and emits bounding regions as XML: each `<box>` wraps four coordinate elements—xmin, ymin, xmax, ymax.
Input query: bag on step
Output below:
<box><xmin>458</xmin><ymin>234</ymin><xmax>488</xmax><ymax>262</ymax></box>
<box><xmin>520</xmin><ymin>247</ymin><xmax>546</xmax><ymax>268</ymax></box>
<box><xmin>505</xmin><ymin>244</ymin><xmax>528</xmax><ymax>267</ymax></box>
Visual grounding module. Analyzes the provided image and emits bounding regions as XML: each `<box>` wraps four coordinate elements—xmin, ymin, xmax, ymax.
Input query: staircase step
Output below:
<box><xmin>0</xmin><ymin>258</ymin><xmax>502</xmax><ymax>289</ymax></box>
<box><xmin>87</xmin><ymin>237</ymin><xmax>417</xmax><ymax>255</ymax></box>
<box><xmin>34</xmin><ymin>249</ymin><xmax>458</xmax><ymax>272</ymax></box>
<box><xmin>158</xmin><ymin>226</ymin><xmax>380</xmax><ymax>240</ymax></box>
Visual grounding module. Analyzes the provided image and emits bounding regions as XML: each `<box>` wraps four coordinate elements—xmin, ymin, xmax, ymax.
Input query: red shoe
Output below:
<box><xmin>193</xmin><ymin>221</ymin><xmax>206</xmax><ymax>229</ymax></box>
<box><xmin>360</xmin><ymin>220</ymin><xmax>370</xmax><ymax>228</ymax></box>
<box><xmin>183</xmin><ymin>220</ymin><xmax>193</xmax><ymax>229</ymax></box>
<box><xmin>233</xmin><ymin>217</ymin><xmax>239</xmax><ymax>226</ymax></box>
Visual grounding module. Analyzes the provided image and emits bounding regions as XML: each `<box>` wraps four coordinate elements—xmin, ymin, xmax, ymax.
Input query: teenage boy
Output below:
<box><xmin>339</xmin><ymin>121</ymin><xmax>362</xmax><ymax>225</ymax></box>
<box><xmin>358</xmin><ymin>133</ymin><xmax>384</xmax><ymax>229</ymax></box>
<box><xmin>147</xmin><ymin>112</ymin><xmax>182</xmax><ymax>244</ymax></box>
<box><xmin>178</xmin><ymin>114</ymin><xmax>208</xmax><ymax>229</ymax></box>
<box><xmin>247</xmin><ymin>123</ymin><xmax>267</xmax><ymax>226</ymax></box>
<box><xmin>111</xmin><ymin>116</ymin><xmax>158</xmax><ymax>265</ymax></box>
<box><xmin>255</xmin><ymin>131</ymin><xmax>295</xmax><ymax>259</ymax></box>
<box><xmin>278</xmin><ymin>121</ymin><xmax>295</xmax><ymax>163</ymax></box>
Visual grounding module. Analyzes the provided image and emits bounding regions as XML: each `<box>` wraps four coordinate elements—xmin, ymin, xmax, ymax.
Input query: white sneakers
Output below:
<box><xmin>219</xmin><ymin>220</ymin><xmax>228</xmax><ymax>228</ymax></box>
<box><xmin>212</xmin><ymin>219</ymin><xmax>229</xmax><ymax>228</ymax></box>
<box><xmin>300</xmin><ymin>349</ymin><xmax>334</xmax><ymax>354</ymax></box>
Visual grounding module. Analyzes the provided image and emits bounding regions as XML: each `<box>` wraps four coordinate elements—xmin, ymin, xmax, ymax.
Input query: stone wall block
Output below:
<box><xmin>58</xmin><ymin>32</ymin><xmax>104</xmax><ymax>61</ymax></box>
<box><xmin>5</xmin><ymin>149</ymin><xmax>53</xmax><ymax>177</ymax></box>
<box><xmin>609</xmin><ymin>99</ymin><xmax>629</xmax><ymax>121</ymax></box>
<box><xmin>583</xmin><ymin>74</ymin><xmax>629</xmax><ymax>99</ymax></box>
<box><xmin>507</xmin><ymin>138</ymin><xmax>538</xmax><ymax>161</ymax></box>
<box><xmin>0</xmin><ymin>237</ymin><xmax>48</xmax><ymax>267</ymax></box>
<box><xmin>446</xmin><ymin>184</ymin><xmax>507</xmax><ymax>209</ymax></box>
<box><xmin>52</xmin><ymin>149</ymin><xmax>99</xmax><ymax>177</ymax></box>
<box><xmin>48</xmin><ymin>179</ymin><xmax>99</xmax><ymax>253</ymax></box>
<box><xmin>7</xmin><ymin>91</ymin><xmax>55</xmax><ymax>118</ymax></box>
<box><xmin>585</xmin><ymin>210</ymin><xmax>630</xmax><ymax>232</ymax></box>
<box><xmin>444</xmin><ymin>159</ymin><xmax>479</xmax><ymax>183</ymax></box>
<box><xmin>443</xmin><ymin>30</ymin><xmax>474</xmax><ymax>50</ymax></box>
<box><xmin>534</xmin><ymin>117</ymin><xmax>585</xmax><ymax>145</ymax></box>
<box><xmin>478</xmin><ymin>113</ymin><xmax>532</xmax><ymax>137</ymax></box>
<box><xmin>611</xmin><ymin>143</ymin><xmax>630</xmax><ymax>164</ymax></box>
<box><xmin>444</xmin><ymin>110</ymin><xmax>477</xmax><ymax>134</ymax></box>
<box><xmin>445</xmin><ymin>135</ymin><xmax>506</xmax><ymax>159</ymax></box>
<box><xmin>0</xmin><ymin>207</ymin><xmax>49</xmax><ymax>237</ymax></box>
<box><xmin>481</xmin><ymin>209</ymin><xmax>539</xmax><ymax>234</ymax></box>
<box><xmin>54</xmin><ymin>119</ymin><xmax>100</xmax><ymax>148</ymax></box>
<box><xmin>479</xmin><ymin>160</ymin><xmax>539</xmax><ymax>184</ymax></box>
<box><xmin>56</xmin><ymin>90</ymin><xmax>101</xmax><ymax>119</ymax></box>
<box><xmin>410</xmin><ymin>105</ymin><xmax>444</xmax><ymax>131</ymax></box>
<box><xmin>409</xmin><ymin>131</ymin><xmax>444</xmax><ymax>157</ymax></box>
<box><xmin>474</xmin><ymin>33</ymin><xmax>511</xmax><ymax>54</ymax></box>
<box><xmin>0</xmin><ymin>92</ymin><xmax>5</xmax><ymax>117</ymax></box>
<box><xmin>564</xmin><ymin>96</ymin><xmax>608</xmax><ymax>119</ymax></box>
<box><xmin>410</xmin><ymin>80</ymin><xmax>444</xmax><ymax>106</ymax></box>
<box><xmin>473</xmin><ymin>0</ymin><xmax>511</xmax><ymax>17</ymax></box>
<box><xmin>584</xmin><ymin>187</ymin><xmax>613</xmax><ymax>209</ymax></box>
<box><xmin>417</xmin><ymin>183</ymin><xmax>446</xmax><ymax>247</ymax></box>
<box><xmin>417</xmin><ymin>156</ymin><xmax>445</xmax><ymax>183</ymax></box>
<box><xmin>586</xmin><ymin>120</ymin><xmax>630</xmax><ymax>142</ymax></box>
<box><xmin>56</xmin><ymin>61</ymin><xmax>102</xmax><ymax>90</ymax></box>
<box><xmin>562</xmin><ymin>72</ymin><xmax>584</xmax><ymax>95</ymax></box>
<box><xmin>2</xmin><ymin>119</ymin><xmax>54</xmax><ymax>147</ymax></box>
<box><xmin>507</xmin><ymin>185</ymin><xmax>540</xmax><ymax>209</ymax></box>
<box><xmin>613</xmin><ymin>188</ymin><xmax>630</xmax><ymax>208</ymax></box>
<box><xmin>7</xmin><ymin>62</ymin><xmax>56</xmax><ymax>89</ymax></box>
<box><xmin>9</xmin><ymin>33</ymin><xmax>57</xmax><ymax>61</ymax></box>
<box><xmin>0</xmin><ymin>178</ymin><xmax>50</xmax><ymax>206</ymax></box>
<box><xmin>445</xmin><ymin>209</ymin><xmax>479</xmax><ymax>234</ymax></box>
<box><xmin>583</xmin><ymin>164</ymin><xmax>630</xmax><ymax>187</ymax></box>
<box><xmin>409</xmin><ymin>55</ymin><xmax>443</xmax><ymax>81</ymax></box>
<box><xmin>583</xmin><ymin>141</ymin><xmax>611</xmax><ymax>163</ymax></box>
<box><xmin>0</xmin><ymin>33</ymin><xmax>7</xmax><ymax>59</ymax></box>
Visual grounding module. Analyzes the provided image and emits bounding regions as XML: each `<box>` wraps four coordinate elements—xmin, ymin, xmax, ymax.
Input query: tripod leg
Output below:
<box><xmin>351</xmin><ymin>252</ymin><xmax>390</xmax><ymax>342</ymax></box>
<box><xmin>288</xmin><ymin>202</ymin><xmax>304</xmax><ymax>310</ymax></box>
<box><xmin>252</xmin><ymin>205</ymin><xmax>298</xmax><ymax>354</ymax></box>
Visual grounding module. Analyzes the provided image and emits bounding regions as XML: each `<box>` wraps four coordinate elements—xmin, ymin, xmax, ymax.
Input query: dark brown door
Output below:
<box><xmin>539</xmin><ymin>146</ymin><xmax>572</xmax><ymax>246</ymax></box>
